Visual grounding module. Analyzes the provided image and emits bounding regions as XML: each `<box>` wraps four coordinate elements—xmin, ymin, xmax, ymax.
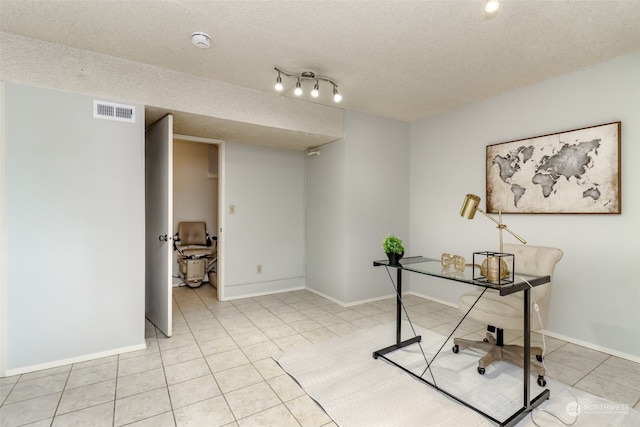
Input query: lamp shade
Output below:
<box><xmin>460</xmin><ymin>194</ymin><xmax>481</xmax><ymax>219</ymax></box>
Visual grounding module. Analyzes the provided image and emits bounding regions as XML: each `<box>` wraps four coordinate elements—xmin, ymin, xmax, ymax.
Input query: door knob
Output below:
<box><xmin>159</xmin><ymin>234</ymin><xmax>168</xmax><ymax>242</ymax></box>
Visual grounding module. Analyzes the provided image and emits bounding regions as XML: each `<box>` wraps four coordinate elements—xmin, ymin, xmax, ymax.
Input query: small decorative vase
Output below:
<box><xmin>386</xmin><ymin>252</ymin><xmax>404</xmax><ymax>266</ymax></box>
<box><xmin>480</xmin><ymin>256</ymin><xmax>510</xmax><ymax>282</ymax></box>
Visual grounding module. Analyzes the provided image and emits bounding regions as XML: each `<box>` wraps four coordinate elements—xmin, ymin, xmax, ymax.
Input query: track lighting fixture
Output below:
<box><xmin>274</xmin><ymin>67</ymin><xmax>342</xmax><ymax>103</ymax></box>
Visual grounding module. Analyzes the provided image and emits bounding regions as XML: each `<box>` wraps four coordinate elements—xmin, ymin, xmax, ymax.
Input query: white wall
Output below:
<box><xmin>409</xmin><ymin>53</ymin><xmax>640</xmax><ymax>360</ymax></box>
<box><xmin>173</xmin><ymin>140</ymin><xmax>218</xmax><ymax>233</ymax></box>
<box><xmin>344</xmin><ymin>111</ymin><xmax>410</xmax><ymax>303</ymax></box>
<box><xmin>223</xmin><ymin>142</ymin><xmax>306</xmax><ymax>298</ymax></box>
<box><xmin>306</xmin><ymin>110</ymin><xmax>410</xmax><ymax>305</ymax></box>
<box><xmin>2</xmin><ymin>83</ymin><xmax>146</xmax><ymax>375</ymax></box>
<box><xmin>305</xmin><ymin>140</ymin><xmax>348</xmax><ymax>302</ymax></box>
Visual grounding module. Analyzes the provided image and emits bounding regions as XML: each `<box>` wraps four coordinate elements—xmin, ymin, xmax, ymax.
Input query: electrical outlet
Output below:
<box><xmin>229</xmin><ymin>204</ymin><xmax>236</xmax><ymax>214</ymax></box>
<box><xmin>256</xmin><ymin>264</ymin><xmax>262</xmax><ymax>274</ymax></box>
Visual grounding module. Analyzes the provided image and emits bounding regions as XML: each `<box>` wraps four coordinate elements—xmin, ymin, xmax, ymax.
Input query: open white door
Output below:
<box><xmin>145</xmin><ymin>114</ymin><xmax>173</xmax><ymax>337</ymax></box>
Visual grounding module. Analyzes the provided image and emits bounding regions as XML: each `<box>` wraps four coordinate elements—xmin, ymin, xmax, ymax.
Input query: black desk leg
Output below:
<box><xmin>373</xmin><ymin>267</ymin><xmax>421</xmax><ymax>359</ymax></box>
<box><xmin>524</xmin><ymin>287</ymin><xmax>531</xmax><ymax>408</ymax></box>
<box><xmin>396</xmin><ymin>268</ymin><xmax>402</xmax><ymax>345</ymax></box>
<box><xmin>502</xmin><ymin>286</ymin><xmax>550</xmax><ymax>427</ymax></box>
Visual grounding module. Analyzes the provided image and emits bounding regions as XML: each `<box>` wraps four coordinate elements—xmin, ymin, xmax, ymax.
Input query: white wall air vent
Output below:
<box><xmin>93</xmin><ymin>100</ymin><xmax>136</xmax><ymax>123</ymax></box>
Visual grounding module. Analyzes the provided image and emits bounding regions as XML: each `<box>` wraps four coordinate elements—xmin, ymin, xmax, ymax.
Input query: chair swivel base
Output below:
<box><xmin>179</xmin><ymin>258</ymin><xmax>215</xmax><ymax>288</ymax></box>
<box><xmin>453</xmin><ymin>333</ymin><xmax>547</xmax><ymax>387</ymax></box>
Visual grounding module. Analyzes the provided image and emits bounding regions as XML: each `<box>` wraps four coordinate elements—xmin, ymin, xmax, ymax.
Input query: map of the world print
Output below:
<box><xmin>486</xmin><ymin>122</ymin><xmax>621</xmax><ymax>214</ymax></box>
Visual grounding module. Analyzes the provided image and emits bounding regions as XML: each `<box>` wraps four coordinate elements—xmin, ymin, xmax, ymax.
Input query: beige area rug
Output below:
<box><xmin>274</xmin><ymin>322</ymin><xmax>640</xmax><ymax>427</ymax></box>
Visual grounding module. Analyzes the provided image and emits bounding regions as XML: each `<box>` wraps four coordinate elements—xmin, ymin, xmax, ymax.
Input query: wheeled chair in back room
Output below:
<box><xmin>173</xmin><ymin>221</ymin><xmax>217</xmax><ymax>288</ymax></box>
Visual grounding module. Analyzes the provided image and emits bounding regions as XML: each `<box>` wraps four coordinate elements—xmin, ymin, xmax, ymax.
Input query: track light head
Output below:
<box><xmin>275</xmin><ymin>72</ymin><xmax>283</xmax><ymax>91</ymax></box>
<box><xmin>311</xmin><ymin>81</ymin><xmax>320</xmax><ymax>98</ymax></box>
<box><xmin>485</xmin><ymin>0</ymin><xmax>499</xmax><ymax>14</ymax></box>
<box><xmin>294</xmin><ymin>79</ymin><xmax>303</xmax><ymax>96</ymax></box>
<box><xmin>333</xmin><ymin>86</ymin><xmax>342</xmax><ymax>103</ymax></box>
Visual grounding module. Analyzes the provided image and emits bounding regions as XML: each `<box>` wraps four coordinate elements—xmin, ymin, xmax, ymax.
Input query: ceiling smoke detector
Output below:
<box><xmin>191</xmin><ymin>32</ymin><xmax>211</xmax><ymax>49</ymax></box>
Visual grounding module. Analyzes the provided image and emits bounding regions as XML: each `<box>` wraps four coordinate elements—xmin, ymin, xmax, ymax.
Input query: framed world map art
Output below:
<box><xmin>486</xmin><ymin>122</ymin><xmax>621</xmax><ymax>214</ymax></box>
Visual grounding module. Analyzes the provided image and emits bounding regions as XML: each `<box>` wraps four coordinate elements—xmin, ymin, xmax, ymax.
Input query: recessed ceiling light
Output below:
<box><xmin>191</xmin><ymin>32</ymin><xmax>211</xmax><ymax>49</ymax></box>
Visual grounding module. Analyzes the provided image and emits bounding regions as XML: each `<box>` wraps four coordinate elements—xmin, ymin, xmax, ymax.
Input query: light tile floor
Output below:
<box><xmin>1</xmin><ymin>285</ymin><xmax>639</xmax><ymax>426</ymax></box>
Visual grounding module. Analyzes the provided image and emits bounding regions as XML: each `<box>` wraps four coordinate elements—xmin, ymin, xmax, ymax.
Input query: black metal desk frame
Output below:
<box><xmin>373</xmin><ymin>256</ymin><xmax>551</xmax><ymax>427</ymax></box>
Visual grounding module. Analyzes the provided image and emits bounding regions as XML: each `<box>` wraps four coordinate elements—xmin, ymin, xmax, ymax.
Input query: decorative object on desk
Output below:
<box><xmin>486</xmin><ymin>121</ymin><xmax>621</xmax><ymax>214</ymax></box>
<box><xmin>473</xmin><ymin>251</ymin><xmax>514</xmax><ymax>284</ymax></box>
<box><xmin>382</xmin><ymin>234</ymin><xmax>404</xmax><ymax>265</ymax></box>
<box><xmin>441</xmin><ymin>268</ymin><xmax>466</xmax><ymax>279</ymax></box>
<box><xmin>440</xmin><ymin>253</ymin><xmax>452</xmax><ymax>269</ymax></box>
<box><xmin>441</xmin><ymin>253</ymin><xmax>465</xmax><ymax>272</ymax></box>
<box><xmin>453</xmin><ymin>255</ymin><xmax>465</xmax><ymax>272</ymax></box>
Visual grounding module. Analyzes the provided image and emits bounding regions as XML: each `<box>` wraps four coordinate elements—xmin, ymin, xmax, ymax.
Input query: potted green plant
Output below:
<box><xmin>382</xmin><ymin>234</ymin><xmax>405</xmax><ymax>265</ymax></box>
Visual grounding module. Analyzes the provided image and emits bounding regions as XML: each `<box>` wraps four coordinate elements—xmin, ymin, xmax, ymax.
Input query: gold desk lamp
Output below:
<box><xmin>460</xmin><ymin>194</ymin><xmax>527</xmax><ymax>281</ymax></box>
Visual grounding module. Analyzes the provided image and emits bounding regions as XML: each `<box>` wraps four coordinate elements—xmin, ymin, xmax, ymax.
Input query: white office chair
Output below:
<box><xmin>453</xmin><ymin>243</ymin><xmax>563</xmax><ymax>386</ymax></box>
<box><xmin>173</xmin><ymin>221</ymin><xmax>217</xmax><ymax>288</ymax></box>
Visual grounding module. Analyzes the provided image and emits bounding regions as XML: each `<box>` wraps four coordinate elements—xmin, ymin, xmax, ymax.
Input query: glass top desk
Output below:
<box><xmin>373</xmin><ymin>256</ymin><xmax>551</xmax><ymax>427</ymax></box>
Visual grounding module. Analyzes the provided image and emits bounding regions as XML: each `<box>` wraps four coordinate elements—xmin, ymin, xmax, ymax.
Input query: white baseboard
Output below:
<box><xmin>305</xmin><ymin>287</ymin><xmax>405</xmax><ymax>308</ymax></box>
<box><xmin>342</xmin><ymin>293</ymin><xmax>399</xmax><ymax>308</ymax></box>
<box><xmin>303</xmin><ymin>288</ymin><xmax>347</xmax><ymax>307</ymax></box>
<box><xmin>3</xmin><ymin>342</ymin><xmax>146</xmax><ymax>377</ymax></box>
<box><xmin>222</xmin><ymin>284</ymin><xmax>305</xmax><ymax>301</ymax></box>
<box><xmin>408</xmin><ymin>290</ymin><xmax>458</xmax><ymax>309</ymax></box>
<box><xmin>539</xmin><ymin>329</ymin><xmax>640</xmax><ymax>364</ymax></box>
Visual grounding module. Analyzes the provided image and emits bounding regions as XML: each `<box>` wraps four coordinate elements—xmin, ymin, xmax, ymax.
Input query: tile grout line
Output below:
<box><xmin>161</xmin><ymin>303</ymin><xmax>180</xmax><ymax>427</ymax></box>
<box><xmin>190</xmin><ymin>286</ymin><xmax>240</xmax><ymax>425</ymax></box>
<box><xmin>112</xmin><ymin>349</ymin><xmax>120</xmax><ymax>427</ymax></box>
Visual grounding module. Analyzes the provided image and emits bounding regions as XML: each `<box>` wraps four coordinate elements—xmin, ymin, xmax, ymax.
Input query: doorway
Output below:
<box><xmin>172</xmin><ymin>134</ymin><xmax>224</xmax><ymax>298</ymax></box>
<box><xmin>145</xmin><ymin>116</ymin><xmax>226</xmax><ymax>338</ymax></box>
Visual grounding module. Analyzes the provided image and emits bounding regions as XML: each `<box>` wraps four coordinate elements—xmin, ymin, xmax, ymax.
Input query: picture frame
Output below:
<box><xmin>486</xmin><ymin>122</ymin><xmax>621</xmax><ymax>214</ymax></box>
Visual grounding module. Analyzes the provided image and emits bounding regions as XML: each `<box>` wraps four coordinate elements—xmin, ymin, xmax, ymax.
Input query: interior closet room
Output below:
<box><xmin>172</xmin><ymin>138</ymin><xmax>219</xmax><ymax>288</ymax></box>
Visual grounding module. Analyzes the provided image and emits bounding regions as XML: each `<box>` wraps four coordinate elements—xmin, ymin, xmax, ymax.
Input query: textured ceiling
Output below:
<box><xmin>1</xmin><ymin>0</ymin><xmax>640</xmax><ymax>125</ymax></box>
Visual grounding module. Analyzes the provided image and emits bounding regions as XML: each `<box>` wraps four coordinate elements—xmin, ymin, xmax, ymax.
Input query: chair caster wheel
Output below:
<box><xmin>536</xmin><ymin>355</ymin><xmax>543</xmax><ymax>362</ymax></box>
<box><xmin>482</xmin><ymin>338</ymin><xmax>489</xmax><ymax>343</ymax></box>
<box><xmin>452</xmin><ymin>345</ymin><xmax>459</xmax><ymax>354</ymax></box>
<box><xmin>537</xmin><ymin>376</ymin><xmax>546</xmax><ymax>387</ymax></box>
<box><xmin>478</xmin><ymin>367</ymin><xmax>485</xmax><ymax>375</ymax></box>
